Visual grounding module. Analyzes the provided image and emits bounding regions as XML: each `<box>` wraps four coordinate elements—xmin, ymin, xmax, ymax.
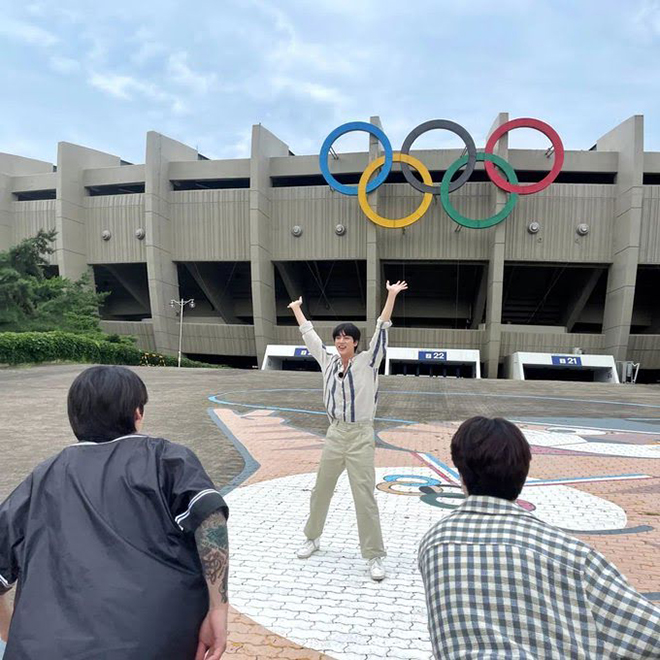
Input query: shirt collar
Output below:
<box><xmin>456</xmin><ymin>495</ymin><xmax>536</xmax><ymax>519</ymax></box>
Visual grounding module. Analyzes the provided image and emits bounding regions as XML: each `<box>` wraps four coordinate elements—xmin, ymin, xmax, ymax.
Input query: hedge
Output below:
<box><xmin>0</xmin><ymin>332</ymin><xmax>217</xmax><ymax>368</ymax></box>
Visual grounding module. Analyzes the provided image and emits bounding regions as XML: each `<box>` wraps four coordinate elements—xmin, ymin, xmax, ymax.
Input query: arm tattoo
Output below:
<box><xmin>195</xmin><ymin>510</ymin><xmax>229</xmax><ymax>604</ymax></box>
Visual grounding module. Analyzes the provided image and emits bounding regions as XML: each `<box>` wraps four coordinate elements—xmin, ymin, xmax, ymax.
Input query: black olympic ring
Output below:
<box><xmin>399</xmin><ymin>119</ymin><xmax>477</xmax><ymax>194</ymax></box>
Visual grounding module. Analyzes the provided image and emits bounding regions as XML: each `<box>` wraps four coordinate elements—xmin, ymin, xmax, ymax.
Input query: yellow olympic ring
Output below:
<box><xmin>358</xmin><ymin>153</ymin><xmax>433</xmax><ymax>229</ymax></box>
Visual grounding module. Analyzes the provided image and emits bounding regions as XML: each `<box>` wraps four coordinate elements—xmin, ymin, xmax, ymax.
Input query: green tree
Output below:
<box><xmin>0</xmin><ymin>229</ymin><xmax>108</xmax><ymax>335</ymax></box>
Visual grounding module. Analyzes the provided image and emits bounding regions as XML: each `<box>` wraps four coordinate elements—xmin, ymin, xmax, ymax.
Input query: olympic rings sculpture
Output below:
<box><xmin>319</xmin><ymin>118</ymin><xmax>564</xmax><ymax>229</ymax></box>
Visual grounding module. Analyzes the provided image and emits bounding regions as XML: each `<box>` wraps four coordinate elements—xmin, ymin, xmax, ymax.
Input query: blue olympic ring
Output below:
<box><xmin>319</xmin><ymin>121</ymin><xmax>393</xmax><ymax>196</ymax></box>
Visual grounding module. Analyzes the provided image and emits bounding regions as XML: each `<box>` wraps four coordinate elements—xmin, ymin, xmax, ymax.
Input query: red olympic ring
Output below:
<box><xmin>484</xmin><ymin>118</ymin><xmax>564</xmax><ymax>195</ymax></box>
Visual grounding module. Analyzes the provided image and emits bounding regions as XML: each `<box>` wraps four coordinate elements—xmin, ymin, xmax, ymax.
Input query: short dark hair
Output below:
<box><xmin>67</xmin><ymin>366</ymin><xmax>148</xmax><ymax>443</ymax></box>
<box><xmin>332</xmin><ymin>323</ymin><xmax>361</xmax><ymax>347</ymax></box>
<box><xmin>450</xmin><ymin>416</ymin><xmax>531</xmax><ymax>500</ymax></box>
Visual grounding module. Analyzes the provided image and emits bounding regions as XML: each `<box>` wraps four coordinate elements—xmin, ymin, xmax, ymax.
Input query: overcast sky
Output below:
<box><xmin>1</xmin><ymin>0</ymin><xmax>659</xmax><ymax>164</ymax></box>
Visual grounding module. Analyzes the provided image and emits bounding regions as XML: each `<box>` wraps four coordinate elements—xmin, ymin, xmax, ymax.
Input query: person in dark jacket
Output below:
<box><xmin>0</xmin><ymin>365</ymin><xmax>229</xmax><ymax>660</ymax></box>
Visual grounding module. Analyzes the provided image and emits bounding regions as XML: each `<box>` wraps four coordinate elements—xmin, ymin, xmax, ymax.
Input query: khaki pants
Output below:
<box><xmin>304</xmin><ymin>420</ymin><xmax>386</xmax><ymax>559</ymax></box>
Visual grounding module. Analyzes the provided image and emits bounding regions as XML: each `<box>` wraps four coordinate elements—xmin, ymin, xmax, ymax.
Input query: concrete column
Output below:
<box><xmin>145</xmin><ymin>132</ymin><xmax>197</xmax><ymax>355</ymax></box>
<box><xmin>597</xmin><ymin>116</ymin><xmax>644</xmax><ymax>361</ymax></box>
<box><xmin>0</xmin><ymin>174</ymin><xmax>11</xmax><ymax>252</ymax></box>
<box><xmin>0</xmin><ymin>154</ymin><xmax>55</xmax><ymax>252</ymax></box>
<box><xmin>56</xmin><ymin>143</ymin><xmax>120</xmax><ymax>280</ymax></box>
<box><xmin>481</xmin><ymin>113</ymin><xmax>509</xmax><ymax>378</ymax></box>
<box><xmin>250</xmin><ymin>125</ymin><xmax>289</xmax><ymax>364</ymax></box>
<box><xmin>366</xmin><ymin>116</ymin><xmax>383</xmax><ymax>335</ymax></box>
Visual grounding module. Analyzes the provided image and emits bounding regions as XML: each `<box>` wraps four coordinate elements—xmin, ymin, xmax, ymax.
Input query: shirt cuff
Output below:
<box><xmin>299</xmin><ymin>320</ymin><xmax>314</xmax><ymax>334</ymax></box>
<box><xmin>0</xmin><ymin>571</ymin><xmax>12</xmax><ymax>593</ymax></box>
<box><xmin>376</xmin><ymin>317</ymin><xmax>393</xmax><ymax>330</ymax></box>
<box><xmin>174</xmin><ymin>490</ymin><xmax>229</xmax><ymax>533</ymax></box>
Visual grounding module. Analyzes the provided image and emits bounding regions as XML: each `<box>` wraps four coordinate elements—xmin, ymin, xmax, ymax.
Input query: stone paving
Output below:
<box><xmin>0</xmin><ymin>365</ymin><xmax>659</xmax><ymax>659</ymax></box>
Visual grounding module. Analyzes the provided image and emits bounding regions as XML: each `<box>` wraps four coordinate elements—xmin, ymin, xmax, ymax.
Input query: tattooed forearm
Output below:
<box><xmin>195</xmin><ymin>510</ymin><xmax>229</xmax><ymax>604</ymax></box>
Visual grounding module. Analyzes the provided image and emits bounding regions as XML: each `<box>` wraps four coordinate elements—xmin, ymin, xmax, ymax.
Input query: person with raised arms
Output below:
<box><xmin>287</xmin><ymin>280</ymin><xmax>407</xmax><ymax>581</ymax></box>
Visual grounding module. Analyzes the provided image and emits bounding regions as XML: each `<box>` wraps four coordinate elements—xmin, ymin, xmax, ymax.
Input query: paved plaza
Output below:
<box><xmin>1</xmin><ymin>365</ymin><xmax>659</xmax><ymax>659</ymax></box>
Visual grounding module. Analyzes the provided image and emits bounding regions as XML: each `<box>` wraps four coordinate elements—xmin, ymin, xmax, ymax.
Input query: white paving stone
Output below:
<box><xmin>226</xmin><ymin>466</ymin><xmax>632</xmax><ymax>659</ymax></box>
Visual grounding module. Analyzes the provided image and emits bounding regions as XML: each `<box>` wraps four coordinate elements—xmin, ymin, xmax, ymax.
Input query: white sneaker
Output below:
<box><xmin>296</xmin><ymin>538</ymin><xmax>321</xmax><ymax>559</ymax></box>
<box><xmin>368</xmin><ymin>557</ymin><xmax>386</xmax><ymax>581</ymax></box>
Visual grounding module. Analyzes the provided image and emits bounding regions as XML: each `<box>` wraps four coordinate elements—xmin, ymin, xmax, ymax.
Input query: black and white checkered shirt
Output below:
<box><xmin>418</xmin><ymin>495</ymin><xmax>660</xmax><ymax>659</ymax></box>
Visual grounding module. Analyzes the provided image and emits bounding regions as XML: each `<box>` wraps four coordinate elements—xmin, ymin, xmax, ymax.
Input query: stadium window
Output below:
<box><xmin>13</xmin><ymin>189</ymin><xmax>56</xmax><ymax>201</ymax></box>
<box><xmin>86</xmin><ymin>183</ymin><xmax>145</xmax><ymax>196</ymax></box>
<box><xmin>171</xmin><ymin>178</ymin><xmax>250</xmax><ymax>190</ymax></box>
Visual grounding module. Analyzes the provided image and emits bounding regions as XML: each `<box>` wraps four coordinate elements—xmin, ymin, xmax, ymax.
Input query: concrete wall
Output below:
<box><xmin>3</xmin><ymin>115</ymin><xmax>660</xmax><ymax>373</ymax></box>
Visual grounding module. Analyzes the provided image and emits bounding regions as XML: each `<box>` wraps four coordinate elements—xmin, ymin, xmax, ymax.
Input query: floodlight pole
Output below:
<box><xmin>170</xmin><ymin>298</ymin><xmax>195</xmax><ymax>367</ymax></box>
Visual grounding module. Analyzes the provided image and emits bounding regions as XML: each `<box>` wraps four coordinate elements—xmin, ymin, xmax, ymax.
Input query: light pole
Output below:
<box><xmin>170</xmin><ymin>298</ymin><xmax>195</xmax><ymax>367</ymax></box>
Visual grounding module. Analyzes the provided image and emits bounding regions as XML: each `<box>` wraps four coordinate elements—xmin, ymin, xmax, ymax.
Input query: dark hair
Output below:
<box><xmin>67</xmin><ymin>366</ymin><xmax>148</xmax><ymax>443</ymax></box>
<box><xmin>450</xmin><ymin>416</ymin><xmax>531</xmax><ymax>500</ymax></box>
<box><xmin>332</xmin><ymin>323</ymin><xmax>361</xmax><ymax>347</ymax></box>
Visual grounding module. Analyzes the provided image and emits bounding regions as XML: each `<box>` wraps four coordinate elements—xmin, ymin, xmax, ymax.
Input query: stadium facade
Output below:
<box><xmin>1</xmin><ymin>114</ymin><xmax>659</xmax><ymax>379</ymax></box>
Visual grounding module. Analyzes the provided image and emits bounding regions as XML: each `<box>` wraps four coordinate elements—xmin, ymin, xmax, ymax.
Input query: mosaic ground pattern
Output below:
<box><xmin>0</xmin><ymin>367</ymin><xmax>659</xmax><ymax>659</ymax></box>
<box><xmin>210</xmin><ymin>389</ymin><xmax>660</xmax><ymax>660</ymax></box>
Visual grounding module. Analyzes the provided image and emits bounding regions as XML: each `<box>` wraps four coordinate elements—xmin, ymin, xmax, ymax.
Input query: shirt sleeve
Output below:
<box><xmin>364</xmin><ymin>317</ymin><xmax>392</xmax><ymax>369</ymax></box>
<box><xmin>583</xmin><ymin>549</ymin><xmax>660</xmax><ymax>658</ymax></box>
<box><xmin>0</xmin><ymin>476</ymin><xmax>32</xmax><ymax>593</ymax></box>
<box><xmin>299</xmin><ymin>320</ymin><xmax>332</xmax><ymax>370</ymax></box>
<box><xmin>159</xmin><ymin>442</ymin><xmax>229</xmax><ymax>534</ymax></box>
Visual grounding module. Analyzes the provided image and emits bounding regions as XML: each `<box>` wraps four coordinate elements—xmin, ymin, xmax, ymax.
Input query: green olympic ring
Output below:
<box><xmin>440</xmin><ymin>152</ymin><xmax>519</xmax><ymax>229</ymax></box>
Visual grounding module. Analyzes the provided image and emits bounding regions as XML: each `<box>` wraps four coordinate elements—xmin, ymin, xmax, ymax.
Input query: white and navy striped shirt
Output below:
<box><xmin>299</xmin><ymin>318</ymin><xmax>391</xmax><ymax>423</ymax></box>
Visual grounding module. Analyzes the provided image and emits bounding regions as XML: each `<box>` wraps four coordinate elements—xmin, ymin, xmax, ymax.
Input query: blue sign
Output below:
<box><xmin>551</xmin><ymin>355</ymin><xmax>582</xmax><ymax>366</ymax></box>
<box><xmin>418</xmin><ymin>350</ymin><xmax>448</xmax><ymax>362</ymax></box>
<box><xmin>294</xmin><ymin>347</ymin><xmax>310</xmax><ymax>357</ymax></box>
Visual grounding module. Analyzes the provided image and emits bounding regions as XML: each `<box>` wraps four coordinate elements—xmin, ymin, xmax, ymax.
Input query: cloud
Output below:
<box><xmin>49</xmin><ymin>56</ymin><xmax>81</xmax><ymax>75</ymax></box>
<box><xmin>88</xmin><ymin>71</ymin><xmax>189</xmax><ymax>115</ymax></box>
<box><xmin>0</xmin><ymin>17</ymin><xmax>58</xmax><ymax>47</ymax></box>
<box><xmin>167</xmin><ymin>51</ymin><xmax>217</xmax><ymax>95</ymax></box>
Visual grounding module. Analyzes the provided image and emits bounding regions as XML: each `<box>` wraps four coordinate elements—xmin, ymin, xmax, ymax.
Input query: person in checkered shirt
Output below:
<box><xmin>418</xmin><ymin>416</ymin><xmax>660</xmax><ymax>659</ymax></box>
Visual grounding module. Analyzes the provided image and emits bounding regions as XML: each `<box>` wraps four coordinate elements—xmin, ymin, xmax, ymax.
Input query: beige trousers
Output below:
<box><xmin>304</xmin><ymin>420</ymin><xmax>386</xmax><ymax>559</ymax></box>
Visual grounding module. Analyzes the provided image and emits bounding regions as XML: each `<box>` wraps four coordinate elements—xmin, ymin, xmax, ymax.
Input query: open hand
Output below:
<box><xmin>386</xmin><ymin>280</ymin><xmax>408</xmax><ymax>295</ymax></box>
<box><xmin>287</xmin><ymin>296</ymin><xmax>303</xmax><ymax>309</ymax></box>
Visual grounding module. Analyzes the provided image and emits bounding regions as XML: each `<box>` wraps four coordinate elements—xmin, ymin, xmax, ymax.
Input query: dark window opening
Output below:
<box><xmin>171</xmin><ymin>178</ymin><xmax>249</xmax><ymax>190</ymax></box>
<box><xmin>87</xmin><ymin>183</ymin><xmax>145</xmax><ymax>196</ymax></box>
<box><xmin>631</xmin><ymin>265</ymin><xmax>660</xmax><ymax>333</ymax></box>
<box><xmin>275</xmin><ymin>260</ymin><xmax>367</xmax><ymax>324</ymax></box>
<box><xmin>389</xmin><ymin>361</ymin><xmax>476</xmax><ymax>378</ymax></box>
<box><xmin>184</xmin><ymin>353</ymin><xmax>257</xmax><ymax>368</ymax></box>
<box><xmin>523</xmin><ymin>366</ymin><xmax>607</xmax><ymax>382</ymax></box>
<box><xmin>44</xmin><ymin>265</ymin><xmax>59</xmax><ymax>279</ymax></box>
<box><xmin>383</xmin><ymin>261</ymin><xmax>486</xmax><ymax>329</ymax></box>
<box><xmin>93</xmin><ymin>263</ymin><xmax>151</xmax><ymax>321</ymax></box>
<box><xmin>643</xmin><ymin>173</ymin><xmax>660</xmax><ymax>185</ymax></box>
<box><xmin>636</xmin><ymin>369</ymin><xmax>660</xmax><ymax>384</ymax></box>
<box><xmin>503</xmin><ymin>264</ymin><xmax>606</xmax><ymax>331</ymax></box>
<box><xmin>272</xmin><ymin>170</ymin><xmax>615</xmax><ymax>188</ymax></box>
<box><xmin>14</xmin><ymin>189</ymin><xmax>56</xmax><ymax>201</ymax></box>
<box><xmin>176</xmin><ymin>261</ymin><xmax>252</xmax><ymax>324</ymax></box>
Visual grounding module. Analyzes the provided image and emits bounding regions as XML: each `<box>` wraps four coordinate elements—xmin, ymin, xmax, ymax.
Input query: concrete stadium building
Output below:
<box><xmin>1</xmin><ymin>114</ymin><xmax>659</xmax><ymax>380</ymax></box>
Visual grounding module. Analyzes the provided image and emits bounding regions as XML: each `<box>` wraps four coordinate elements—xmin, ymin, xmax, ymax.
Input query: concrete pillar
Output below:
<box><xmin>250</xmin><ymin>125</ymin><xmax>289</xmax><ymax>364</ymax></box>
<box><xmin>598</xmin><ymin>116</ymin><xmax>644</xmax><ymax>361</ymax></box>
<box><xmin>482</xmin><ymin>113</ymin><xmax>509</xmax><ymax>378</ymax></box>
<box><xmin>144</xmin><ymin>132</ymin><xmax>197</xmax><ymax>355</ymax></box>
<box><xmin>366</xmin><ymin>116</ymin><xmax>383</xmax><ymax>335</ymax></box>
<box><xmin>56</xmin><ymin>143</ymin><xmax>120</xmax><ymax>280</ymax></box>
<box><xmin>0</xmin><ymin>154</ymin><xmax>54</xmax><ymax>252</ymax></box>
<box><xmin>0</xmin><ymin>174</ymin><xmax>11</xmax><ymax>252</ymax></box>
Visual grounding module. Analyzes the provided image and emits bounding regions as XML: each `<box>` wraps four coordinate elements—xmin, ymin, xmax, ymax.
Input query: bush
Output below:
<box><xmin>0</xmin><ymin>332</ymin><xmax>217</xmax><ymax>368</ymax></box>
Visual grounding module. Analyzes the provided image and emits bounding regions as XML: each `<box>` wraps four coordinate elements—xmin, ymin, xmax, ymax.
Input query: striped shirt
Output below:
<box><xmin>418</xmin><ymin>495</ymin><xmax>660</xmax><ymax>659</ymax></box>
<box><xmin>299</xmin><ymin>318</ymin><xmax>391</xmax><ymax>423</ymax></box>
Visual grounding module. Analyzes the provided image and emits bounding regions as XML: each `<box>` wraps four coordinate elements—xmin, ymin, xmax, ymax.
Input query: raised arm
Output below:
<box><xmin>364</xmin><ymin>281</ymin><xmax>408</xmax><ymax>368</ymax></box>
<box><xmin>288</xmin><ymin>296</ymin><xmax>332</xmax><ymax>369</ymax></box>
<box><xmin>194</xmin><ymin>510</ymin><xmax>229</xmax><ymax>660</ymax></box>
<box><xmin>379</xmin><ymin>280</ymin><xmax>408</xmax><ymax>322</ymax></box>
